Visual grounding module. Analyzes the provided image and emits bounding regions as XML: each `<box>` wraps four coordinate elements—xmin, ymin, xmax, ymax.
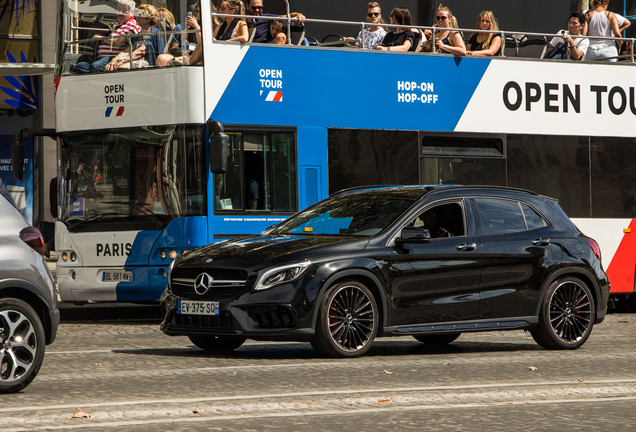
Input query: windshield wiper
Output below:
<box><xmin>67</xmin><ymin>213</ymin><xmax>123</xmax><ymax>230</ymax></box>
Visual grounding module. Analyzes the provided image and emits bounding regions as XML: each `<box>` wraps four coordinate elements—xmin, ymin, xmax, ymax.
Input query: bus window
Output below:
<box><xmin>419</xmin><ymin>134</ymin><xmax>506</xmax><ymax>186</ymax></box>
<box><xmin>61</xmin><ymin>125</ymin><xmax>205</xmax><ymax>231</ymax></box>
<box><xmin>215</xmin><ymin>131</ymin><xmax>297</xmax><ymax>213</ymax></box>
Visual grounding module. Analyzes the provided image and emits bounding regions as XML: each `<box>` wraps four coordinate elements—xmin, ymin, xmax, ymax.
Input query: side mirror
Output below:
<box><xmin>209</xmin><ymin>120</ymin><xmax>229</xmax><ymax>174</ymax></box>
<box><xmin>397</xmin><ymin>226</ymin><xmax>431</xmax><ymax>243</ymax></box>
<box><xmin>11</xmin><ymin>136</ymin><xmax>26</xmax><ymax>181</ymax></box>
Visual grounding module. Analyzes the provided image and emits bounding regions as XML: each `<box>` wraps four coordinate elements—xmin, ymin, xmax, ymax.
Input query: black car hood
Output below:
<box><xmin>178</xmin><ymin>235</ymin><xmax>371</xmax><ymax>267</ymax></box>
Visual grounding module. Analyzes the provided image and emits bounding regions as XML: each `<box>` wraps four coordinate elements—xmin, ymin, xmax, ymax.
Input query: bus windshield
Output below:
<box><xmin>61</xmin><ymin>125</ymin><xmax>206</xmax><ymax>232</ymax></box>
<box><xmin>60</xmin><ymin>0</ymin><xmax>200</xmax><ymax>75</ymax></box>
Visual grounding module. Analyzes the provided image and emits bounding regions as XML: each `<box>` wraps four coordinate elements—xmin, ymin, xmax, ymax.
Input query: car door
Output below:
<box><xmin>388</xmin><ymin>199</ymin><xmax>482</xmax><ymax>326</ymax></box>
<box><xmin>472</xmin><ymin>197</ymin><xmax>563</xmax><ymax>319</ymax></box>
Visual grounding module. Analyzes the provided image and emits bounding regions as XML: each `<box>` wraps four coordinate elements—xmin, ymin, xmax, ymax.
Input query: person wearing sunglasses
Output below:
<box><xmin>420</xmin><ymin>4</ymin><xmax>465</xmax><ymax>56</ymax></box>
<box><xmin>246</xmin><ymin>0</ymin><xmax>305</xmax><ymax>43</ymax></box>
<box><xmin>375</xmin><ymin>6</ymin><xmax>415</xmax><ymax>52</ymax></box>
<box><xmin>349</xmin><ymin>2</ymin><xmax>386</xmax><ymax>49</ymax></box>
<box><xmin>466</xmin><ymin>11</ymin><xmax>502</xmax><ymax>56</ymax></box>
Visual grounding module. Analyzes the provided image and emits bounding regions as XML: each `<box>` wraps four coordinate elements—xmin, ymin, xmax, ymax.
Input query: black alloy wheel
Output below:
<box><xmin>311</xmin><ymin>281</ymin><xmax>378</xmax><ymax>358</ymax></box>
<box><xmin>531</xmin><ymin>277</ymin><xmax>595</xmax><ymax>350</ymax></box>
<box><xmin>188</xmin><ymin>335</ymin><xmax>246</xmax><ymax>352</ymax></box>
<box><xmin>413</xmin><ymin>333</ymin><xmax>461</xmax><ymax>345</ymax></box>
<box><xmin>0</xmin><ymin>298</ymin><xmax>46</xmax><ymax>393</ymax></box>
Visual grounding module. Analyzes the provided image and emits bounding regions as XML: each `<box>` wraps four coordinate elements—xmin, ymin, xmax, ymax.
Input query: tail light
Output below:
<box><xmin>587</xmin><ymin>238</ymin><xmax>602</xmax><ymax>262</ymax></box>
<box><xmin>19</xmin><ymin>227</ymin><xmax>47</xmax><ymax>256</ymax></box>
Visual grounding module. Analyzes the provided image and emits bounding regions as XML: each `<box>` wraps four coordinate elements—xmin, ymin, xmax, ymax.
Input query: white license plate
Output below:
<box><xmin>102</xmin><ymin>270</ymin><xmax>133</xmax><ymax>282</ymax></box>
<box><xmin>178</xmin><ymin>301</ymin><xmax>220</xmax><ymax>316</ymax></box>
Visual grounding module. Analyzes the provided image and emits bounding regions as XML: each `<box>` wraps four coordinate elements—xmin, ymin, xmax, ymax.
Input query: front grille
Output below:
<box><xmin>172</xmin><ymin>311</ymin><xmax>241</xmax><ymax>330</ymax></box>
<box><xmin>171</xmin><ymin>267</ymin><xmax>250</xmax><ymax>298</ymax></box>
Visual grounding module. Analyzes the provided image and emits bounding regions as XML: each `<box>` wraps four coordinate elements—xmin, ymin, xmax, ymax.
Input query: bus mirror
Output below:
<box><xmin>11</xmin><ymin>136</ymin><xmax>25</xmax><ymax>181</ymax></box>
<box><xmin>209</xmin><ymin>120</ymin><xmax>229</xmax><ymax>174</ymax></box>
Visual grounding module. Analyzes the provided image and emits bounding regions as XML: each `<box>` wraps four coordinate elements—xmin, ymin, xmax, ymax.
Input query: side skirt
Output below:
<box><xmin>384</xmin><ymin>316</ymin><xmax>538</xmax><ymax>336</ymax></box>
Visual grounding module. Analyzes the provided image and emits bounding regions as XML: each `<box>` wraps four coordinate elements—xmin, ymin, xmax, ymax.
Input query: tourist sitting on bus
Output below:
<box><xmin>344</xmin><ymin>2</ymin><xmax>387</xmax><ymax>49</ymax></box>
<box><xmin>269</xmin><ymin>20</ymin><xmax>287</xmax><ymax>44</ymax></box>
<box><xmin>582</xmin><ymin>0</ymin><xmax>622</xmax><ymax>62</ymax></box>
<box><xmin>74</xmin><ymin>0</ymin><xmax>141</xmax><ymax>73</ymax></box>
<box><xmin>467</xmin><ymin>11</ymin><xmax>502</xmax><ymax>56</ymax></box>
<box><xmin>246</xmin><ymin>0</ymin><xmax>305</xmax><ymax>43</ymax></box>
<box><xmin>105</xmin><ymin>4</ymin><xmax>165</xmax><ymax>70</ymax></box>
<box><xmin>168</xmin><ymin>2</ymin><xmax>202</xmax><ymax>55</ymax></box>
<box><xmin>544</xmin><ymin>11</ymin><xmax>589</xmax><ymax>61</ymax></box>
<box><xmin>214</xmin><ymin>1</ymin><xmax>249</xmax><ymax>42</ymax></box>
<box><xmin>419</xmin><ymin>4</ymin><xmax>466</xmax><ymax>56</ymax></box>
<box><xmin>374</xmin><ymin>7</ymin><xmax>415</xmax><ymax>52</ymax></box>
<box><xmin>156</xmin><ymin>7</ymin><xmax>176</xmax><ymax>51</ymax></box>
<box><xmin>618</xmin><ymin>39</ymin><xmax>634</xmax><ymax>61</ymax></box>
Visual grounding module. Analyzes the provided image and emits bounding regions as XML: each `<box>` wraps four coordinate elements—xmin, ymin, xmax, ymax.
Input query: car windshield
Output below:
<box><xmin>270</xmin><ymin>193</ymin><xmax>417</xmax><ymax>236</ymax></box>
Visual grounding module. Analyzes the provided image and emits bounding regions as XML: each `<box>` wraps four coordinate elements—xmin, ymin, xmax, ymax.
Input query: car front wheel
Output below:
<box><xmin>188</xmin><ymin>335</ymin><xmax>246</xmax><ymax>352</ymax></box>
<box><xmin>311</xmin><ymin>281</ymin><xmax>378</xmax><ymax>358</ymax></box>
<box><xmin>0</xmin><ymin>298</ymin><xmax>46</xmax><ymax>393</ymax></box>
<box><xmin>531</xmin><ymin>277</ymin><xmax>595</xmax><ymax>350</ymax></box>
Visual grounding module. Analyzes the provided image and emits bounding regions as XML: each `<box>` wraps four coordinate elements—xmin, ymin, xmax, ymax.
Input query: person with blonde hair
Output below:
<box><xmin>353</xmin><ymin>2</ymin><xmax>387</xmax><ymax>49</ymax></box>
<box><xmin>582</xmin><ymin>0</ymin><xmax>622</xmax><ymax>61</ymax></box>
<box><xmin>420</xmin><ymin>4</ymin><xmax>465</xmax><ymax>55</ymax></box>
<box><xmin>215</xmin><ymin>0</ymin><xmax>249</xmax><ymax>42</ymax></box>
<box><xmin>467</xmin><ymin>11</ymin><xmax>501</xmax><ymax>56</ymax></box>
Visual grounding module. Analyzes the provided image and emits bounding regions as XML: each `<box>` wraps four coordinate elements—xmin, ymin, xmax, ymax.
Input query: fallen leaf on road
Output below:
<box><xmin>527</xmin><ymin>366</ymin><xmax>538</xmax><ymax>371</ymax></box>
<box><xmin>383</xmin><ymin>370</ymin><xmax>393</xmax><ymax>374</ymax></box>
<box><xmin>578</xmin><ymin>379</ymin><xmax>584</xmax><ymax>382</ymax></box>
<box><xmin>70</xmin><ymin>411</ymin><xmax>90</xmax><ymax>419</ymax></box>
<box><xmin>95</xmin><ymin>363</ymin><xmax>102</xmax><ymax>366</ymax></box>
<box><xmin>294</xmin><ymin>422</ymin><xmax>308</xmax><ymax>425</ymax></box>
<box><xmin>378</xmin><ymin>399</ymin><xmax>392</xmax><ymax>403</ymax></box>
<box><xmin>443</xmin><ymin>362</ymin><xmax>451</xmax><ymax>366</ymax></box>
<box><xmin>192</xmin><ymin>410</ymin><xmax>200</xmax><ymax>414</ymax></box>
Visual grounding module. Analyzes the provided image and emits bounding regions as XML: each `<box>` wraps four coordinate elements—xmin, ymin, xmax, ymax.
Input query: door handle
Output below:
<box><xmin>532</xmin><ymin>238</ymin><xmax>551</xmax><ymax>246</ymax></box>
<box><xmin>456</xmin><ymin>242</ymin><xmax>477</xmax><ymax>251</ymax></box>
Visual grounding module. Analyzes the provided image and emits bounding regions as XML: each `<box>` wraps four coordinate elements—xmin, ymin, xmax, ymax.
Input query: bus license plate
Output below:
<box><xmin>102</xmin><ymin>270</ymin><xmax>133</xmax><ymax>282</ymax></box>
<box><xmin>178</xmin><ymin>301</ymin><xmax>220</xmax><ymax>316</ymax></box>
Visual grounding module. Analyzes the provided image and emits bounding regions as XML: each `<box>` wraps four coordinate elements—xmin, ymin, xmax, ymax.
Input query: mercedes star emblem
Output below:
<box><xmin>194</xmin><ymin>273</ymin><xmax>214</xmax><ymax>295</ymax></box>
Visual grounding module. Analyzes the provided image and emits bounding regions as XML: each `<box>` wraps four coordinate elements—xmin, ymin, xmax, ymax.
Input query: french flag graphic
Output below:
<box><xmin>105</xmin><ymin>106</ymin><xmax>125</xmax><ymax>117</ymax></box>
<box><xmin>260</xmin><ymin>90</ymin><xmax>283</xmax><ymax>102</ymax></box>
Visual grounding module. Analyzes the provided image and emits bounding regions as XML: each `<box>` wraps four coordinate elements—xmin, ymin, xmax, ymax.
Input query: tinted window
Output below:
<box><xmin>521</xmin><ymin>203</ymin><xmax>548</xmax><ymax>230</ymax></box>
<box><xmin>271</xmin><ymin>193</ymin><xmax>416</xmax><ymax>236</ymax></box>
<box><xmin>476</xmin><ymin>198</ymin><xmax>526</xmax><ymax>235</ymax></box>
<box><xmin>328</xmin><ymin>129</ymin><xmax>419</xmax><ymax>195</ymax></box>
<box><xmin>410</xmin><ymin>202</ymin><xmax>465</xmax><ymax>238</ymax></box>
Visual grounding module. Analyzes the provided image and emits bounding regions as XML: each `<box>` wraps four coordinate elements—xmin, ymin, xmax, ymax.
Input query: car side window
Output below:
<box><xmin>410</xmin><ymin>202</ymin><xmax>465</xmax><ymax>238</ymax></box>
<box><xmin>521</xmin><ymin>203</ymin><xmax>548</xmax><ymax>230</ymax></box>
<box><xmin>475</xmin><ymin>198</ymin><xmax>527</xmax><ymax>235</ymax></box>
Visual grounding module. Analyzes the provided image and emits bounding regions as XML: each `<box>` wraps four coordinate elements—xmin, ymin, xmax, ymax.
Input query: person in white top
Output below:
<box><xmin>347</xmin><ymin>2</ymin><xmax>387</xmax><ymax>49</ymax></box>
<box><xmin>582</xmin><ymin>0</ymin><xmax>622</xmax><ymax>62</ymax></box>
<box><xmin>545</xmin><ymin>11</ymin><xmax>590</xmax><ymax>60</ymax></box>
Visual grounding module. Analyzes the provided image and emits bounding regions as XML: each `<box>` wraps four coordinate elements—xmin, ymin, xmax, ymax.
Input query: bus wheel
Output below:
<box><xmin>413</xmin><ymin>333</ymin><xmax>461</xmax><ymax>345</ymax></box>
<box><xmin>188</xmin><ymin>335</ymin><xmax>246</xmax><ymax>352</ymax></box>
<box><xmin>531</xmin><ymin>277</ymin><xmax>595</xmax><ymax>350</ymax></box>
<box><xmin>311</xmin><ymin>281</ymin><xmax>378</xmax><ymax>358</ymax></box>
<box><xmin>0</xmin><ymin>298</ymin><xmax>46</xmax><ymax>394</ymax></box>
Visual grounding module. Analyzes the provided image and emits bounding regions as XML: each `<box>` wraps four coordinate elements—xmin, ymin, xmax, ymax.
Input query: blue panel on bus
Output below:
<box><xmin>302</xmin><ymin>166</ymin><xmax>319</xmax><ymax>208</ymax></box>
<box><xmin>211</xmin><ymin>47</ymin><xmax>491</xmax><ymax>132</ymax></box>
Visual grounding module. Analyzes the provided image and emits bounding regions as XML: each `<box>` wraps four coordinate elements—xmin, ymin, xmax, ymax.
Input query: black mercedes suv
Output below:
<box><xmin>160</xmin><ymin>186</ymin><xmax>609</xmax><ymax>357</ymax></box>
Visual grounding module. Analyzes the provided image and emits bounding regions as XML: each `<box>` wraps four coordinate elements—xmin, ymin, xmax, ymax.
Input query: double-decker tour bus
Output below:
<box><xmin>13</xmin><ymin>0</ymin><xmax>636</xmax><ymax>307</ymax></box>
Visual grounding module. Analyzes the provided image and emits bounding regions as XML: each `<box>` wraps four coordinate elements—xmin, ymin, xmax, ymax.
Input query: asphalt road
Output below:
<box><xmin>3</xmin><ymin>311</ymin><xmax>636</xmax><ymax>431</ymax></box>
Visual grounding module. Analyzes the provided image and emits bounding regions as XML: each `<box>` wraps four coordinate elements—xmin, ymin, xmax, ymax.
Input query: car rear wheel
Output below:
<box><xmin>413</xmin><ymin>333</ymin><xmax>461</xmax><ymax>345</ymax></box>
<box><xmin>531</xmin><ymin>277</ymin><xmax>595</xmax><ymax>350</ymax></box>
<box><xmin>0</xmin><ymin>298</ymin><xmax>46</xmax><ymax>393</ymax></box>
<box><xmin>311</xmin><ymin>281</ymin><xmax>378</xmax><ymax>358</ymax></box>
<box><xmin>188</xmin><ymin>335</ymin><xmax>246</xmax><ymax>352</ymax></box>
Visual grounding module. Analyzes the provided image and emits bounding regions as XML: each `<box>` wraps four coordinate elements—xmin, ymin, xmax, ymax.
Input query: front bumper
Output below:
<box><xmin>159</xmin><ymin>288</ymin><xmax>316</xmax><ymax>342</ymax></box>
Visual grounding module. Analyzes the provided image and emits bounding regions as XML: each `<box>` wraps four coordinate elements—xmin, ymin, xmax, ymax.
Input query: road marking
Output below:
<box><xmin>6</xmin><ymin>394</ymin><xmax>636</xmax><ymax>431</ymax></box>
<box><xmin>3</xmin><ymin>378</ymin><xmax>636</xmax><ymax>414</ymax></box>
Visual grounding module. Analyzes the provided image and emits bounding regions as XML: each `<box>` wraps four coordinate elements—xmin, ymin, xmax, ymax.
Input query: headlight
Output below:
<box><xmin>254</xmin><ymin>261</ymin><xmax>312</xmax><ymax>291</ymax></box>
